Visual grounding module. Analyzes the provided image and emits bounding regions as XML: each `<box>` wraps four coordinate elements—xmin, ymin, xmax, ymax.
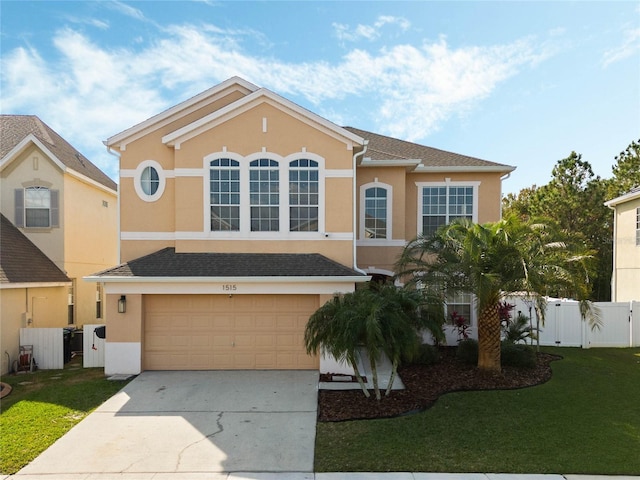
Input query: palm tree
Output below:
<box><xmin>304</xmin><ymin>283</ymin><xmax>444</xmax><ymax>399</ymax></box>
<box><xmin>395</xmin><ymin>215</ymin><xmax>598</xmax><ymax>374</ymax></box>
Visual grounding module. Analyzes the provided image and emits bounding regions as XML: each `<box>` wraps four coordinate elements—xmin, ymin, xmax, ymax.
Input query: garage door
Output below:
<box><xmin>144</xmin><ymin>294</ymin><xmax>319</xmax><ymax>370</ymax></box>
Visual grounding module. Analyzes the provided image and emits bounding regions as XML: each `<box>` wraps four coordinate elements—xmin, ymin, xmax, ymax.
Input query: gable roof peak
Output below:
<box><xmin>105</xmin><ymin>76</ymin><xmax>260</xmax><ymax>149</ymax></box>
<box><xmin>0</xmin><ymin>115</ymin><xmax>117</xmax><ymax>191</ymax></box>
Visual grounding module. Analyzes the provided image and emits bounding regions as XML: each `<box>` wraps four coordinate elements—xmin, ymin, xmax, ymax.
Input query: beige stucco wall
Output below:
<box><xmin>354</xmin><ymin>167</ymin><xmax>505</xmax><ymax>276</ymax></box>
<box><xmin>1</xmin><ymin>144</ymin><xmax>118</xmax><ymax>332</ymax></box>
<box><xmin>357</xmin><ymin>245</ymin><xmax>404</xmax><ymax>275</ymax></box>
<box><xmin>104</xmin><ymin>293</ymin><xmax>143</xmax><ymax>343</ymax></box>
<box><xmin>1</xmin><ymin>285</ymin><xmax>69</xmax><ymax>374</ymax></box>
<box><xmin>613</xmin><ymin>197</ymin><xmax>640</xmax><ymax>301</ymax></box>
<box><xmin>0</xmin><ymin>145</ymin><xmax>65</xmax><ymax>269</ymax></box>
<box><xmin>64</xmin><ymin>175</ymin><xmax>118</xmax><ymax>326</ymax></box>
<box><xmin>119</xmin><ymin>100</ymin><xmax>356</xmax><ymax>267</ymax></box>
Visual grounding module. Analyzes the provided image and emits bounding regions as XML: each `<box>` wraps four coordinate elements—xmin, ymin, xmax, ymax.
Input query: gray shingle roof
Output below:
<box><xmin>0</xmin><ymin>115</ymin><xmax>116</xmax><ymax>191</ymax></box>
<box><xmin>94</xmin><ymin>248</ymin><xmax>365</xmax><ymax>278</ymax></box>
<box><xmin>0</xmin><ymin>214</ymin><xmax>71</xmax><ymax>284</ymax></box>
<box><xmin>344</xmin><ymin>126</ymin><xmax>513</xmax><ymax>169</ymax></box>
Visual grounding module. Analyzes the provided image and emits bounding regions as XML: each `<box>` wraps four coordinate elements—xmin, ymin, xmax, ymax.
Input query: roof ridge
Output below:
<box><xmin>33</xmin><ymin>116</ymin><xmax>55</xmax><ymax>145</ymax></box>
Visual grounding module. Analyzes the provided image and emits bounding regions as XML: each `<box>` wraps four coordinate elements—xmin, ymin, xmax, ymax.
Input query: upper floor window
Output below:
<box><xmin>250</xmin><ymin>159</ymin><xmax>279</xmax><ymax>232</ymax></box>
<box><xmin>418</xmin><ymin>182</ymin><xmax>478</xmax><ymax>237</ymax></box>
<box><xmin>134</xmin><ymin>160</ymin><xmax>165</xmax><ymax>202</ymax></box>
<box><xmin>359</xmin><ymin>182</ymin><xmax>392</xmax><ymax>241</ymax></box>
<box><xmin>289</xmin><ymin>159</ymin><xmax>318</xmax><ymax>232</ymax></box>
<box><xmin>210</xmin><ymin>158</ymin><xmax>240</xmax><ymax>231</ymax></box>
<box><xmin>14</xmin><ymin>186</ymin><xmax>59</xmax><ymax>228</ymax></box>
<box><xmin>364</xmin><ymin>187</ymin><xmax>388</xmax><ymax>239</ymax></box>
<box><xmin>140</xmin><ymin>166</ymin><xmax>159</xmax><ymax>196</ymax></box>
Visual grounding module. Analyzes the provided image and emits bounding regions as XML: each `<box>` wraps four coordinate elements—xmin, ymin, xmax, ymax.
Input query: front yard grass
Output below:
<box><xmin>315</xmin><ymin>347</ymin><xmax>640</xmax><ymax>474</ymax></box>
<box><xmin>0</xmin><ymin>358</ymin><xmax>131</xmax><ymax>475</ymax></box>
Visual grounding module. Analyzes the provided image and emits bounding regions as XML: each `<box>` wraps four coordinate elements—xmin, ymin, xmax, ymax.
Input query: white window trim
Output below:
<box><xmin>203</xmin><ymin>150</ymin><xmax>326</xmax><ymax>238</ymax></box>
<box><xmin>134</xmin><ymin>160</ymin><xmax>166</xmax><ymax>202</ymax></box>
<box><xmin>415</xmin><ymin>180</ymin><xmax>480</xmax><ymax>236</ymax></box>
<box><xmin>359</xmin><ymin>181</ymin><xmax>392</xmax><ymax>242</ymax></box>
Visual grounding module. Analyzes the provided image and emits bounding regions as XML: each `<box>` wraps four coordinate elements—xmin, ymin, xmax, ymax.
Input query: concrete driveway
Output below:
<box><xmin>16</xmin><ymin>370</ymin><xmax>318</xmax><ymax>477</ymax></box>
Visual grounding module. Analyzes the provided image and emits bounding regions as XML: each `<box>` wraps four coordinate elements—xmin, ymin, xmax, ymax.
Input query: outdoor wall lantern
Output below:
<box><xmin>118</xmin><ymin>295</ymin><xmax>126</xmax><ymax>314</ymax></box>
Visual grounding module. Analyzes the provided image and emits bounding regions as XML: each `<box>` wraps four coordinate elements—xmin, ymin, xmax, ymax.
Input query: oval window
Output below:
<box><xmin>140</xmin><ymin>166</ymin><xmax>159</xmax><ymax>196</ymax></box>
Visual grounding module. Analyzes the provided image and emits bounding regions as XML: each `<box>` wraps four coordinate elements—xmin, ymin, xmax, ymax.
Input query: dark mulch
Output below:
<box><xmin>318</xmin><ymin>347</ymin><xmax>560</xmax><ymax>422</ymax></box>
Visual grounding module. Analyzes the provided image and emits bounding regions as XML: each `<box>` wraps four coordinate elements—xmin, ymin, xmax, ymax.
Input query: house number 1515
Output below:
<box><xmin>222</xmin><ymin>284</ymin><xmax>237</xmax><ymax>291</ymax></box>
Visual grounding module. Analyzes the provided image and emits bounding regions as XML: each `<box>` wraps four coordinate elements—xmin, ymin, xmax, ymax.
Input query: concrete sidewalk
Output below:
<box><xmin>4</xmin><ymin>472</ymin><xmax>640</xmax><ymax>479</ymax></box>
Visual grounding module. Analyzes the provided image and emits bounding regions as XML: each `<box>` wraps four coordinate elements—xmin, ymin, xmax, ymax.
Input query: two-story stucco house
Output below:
<box><xmin>89</xmin><ymin>77</ymin><xmax>514</xmax><ymax>375</ymax></box>
<box><xmin>605</xmin><ymin>186</ymin><xmax>640</xmax><ymax>302</ymax></box>
<box><xmin>0</xmin><ymin>115</ymin><xmax>118</xmax><ymax>373</ymax></box>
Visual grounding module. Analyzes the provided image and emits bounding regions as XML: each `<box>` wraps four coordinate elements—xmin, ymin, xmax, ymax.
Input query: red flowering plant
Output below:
<box><xmin>498</xmin><ymin>301</ymin><xmax>515</xmax><ymax>330</ymax></box>
<box><xmin>451</xmin><ymin>311</ymin><xmax>470</xmax><ymax>342</ymax></box>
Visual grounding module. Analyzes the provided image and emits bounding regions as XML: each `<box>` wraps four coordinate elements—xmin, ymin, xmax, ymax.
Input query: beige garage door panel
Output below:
<box><xmin>144</xmin><ymin>295</ymin><xmax>319</xmax><ymax>370</ymax></box>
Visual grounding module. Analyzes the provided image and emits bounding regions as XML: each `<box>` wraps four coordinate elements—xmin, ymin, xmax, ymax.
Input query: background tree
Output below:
<box><xmin>503</xmin><ymin>152</ymin><xmax>611</xmax><ymax>300</ymax></box>
<box><xmin>608</xmin><ymin>138</ymin><xmax>640</xmax><ymax>198</ymax></box>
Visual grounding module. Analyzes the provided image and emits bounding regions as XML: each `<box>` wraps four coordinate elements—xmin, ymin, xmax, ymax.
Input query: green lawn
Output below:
<box><xmin>0</xmin><ymin>358</ymin><xmax>131</xmax><ymax>475</ymax></box>
<box><xmin>315</xmin><ymin>347</ymin><xmax>640</xmax><ymax>474</ymax></box>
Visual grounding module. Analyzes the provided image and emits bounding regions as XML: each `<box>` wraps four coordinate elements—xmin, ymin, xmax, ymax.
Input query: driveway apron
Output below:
<box><xmin>17</xmin><ymin>370</ymin><xmax>318</xmax><ymax>475</ymax></box>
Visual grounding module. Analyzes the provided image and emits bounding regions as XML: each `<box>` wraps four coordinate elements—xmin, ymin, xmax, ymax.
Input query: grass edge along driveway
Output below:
<box><xmin>0</xmin><ymin>358</ymin><xmax>131</xmax><ymax>475</ymax></box>
<box><xmin>315</xmin><ymin>347</ymin><xmax>640</xmax><ymax>475</ymax></box>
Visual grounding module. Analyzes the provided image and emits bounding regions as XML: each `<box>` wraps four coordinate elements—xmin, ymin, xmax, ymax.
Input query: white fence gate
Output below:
<box><xmin>19</xmin><ymin>328</ymin><xmax>64</xmax><ymax>369</ymax></box>
<box><xmin>505</xmin><ymin>298</ymin><xmax>639</xmax><ymax>348</ymax></box>
<box><xmin>83</xmin><ymin>324</ymin><xmax>105</xmax><ymax>368</ymax></box>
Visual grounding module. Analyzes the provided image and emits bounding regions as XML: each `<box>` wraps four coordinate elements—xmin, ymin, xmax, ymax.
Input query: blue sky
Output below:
<box><xmin>1</xmin><ymin>1</ymin><xmax>638</xmax><ymax>195</ymax></box>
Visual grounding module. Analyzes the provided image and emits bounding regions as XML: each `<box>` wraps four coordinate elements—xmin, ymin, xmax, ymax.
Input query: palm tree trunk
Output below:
<box><xmin>348</xmin><ymin>353</ymin><xmax>370</xmax><ymax>398</ymax></box>
<box><xmin>369</xmin><ymin>354</ymin><xmax>381</xmax><ymax>400</ymax></box>
<box><xmin>385</xmin><ymin>359</ymin><xmax>398</xmax><ymax>396</ymax></box>
<box><xmin>477</xmin><ymin>302</ymin><xmax>501</xmax><ymax>373</ymax></box>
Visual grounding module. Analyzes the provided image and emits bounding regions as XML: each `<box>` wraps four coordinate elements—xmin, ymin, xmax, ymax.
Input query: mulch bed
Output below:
<box><xmin>318</xmin><ymin>347</ymin><xmax>560</xmax><ymax>422</ymax></box>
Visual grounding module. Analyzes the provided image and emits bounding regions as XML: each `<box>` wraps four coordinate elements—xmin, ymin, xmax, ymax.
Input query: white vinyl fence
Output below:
<box><xmin>19</xmin><ymin>328</ymin><xmax>64</xmax><ymax>369</ymax></box>
<box><xmin>504</xmin><ymin>298</ymin><xmax>639</xmax><ymax>348</ymax></box>
<box><xmin>83</xmin><ymin>324</ymin><xmax>105</xmax><ymax>368</ymax></box>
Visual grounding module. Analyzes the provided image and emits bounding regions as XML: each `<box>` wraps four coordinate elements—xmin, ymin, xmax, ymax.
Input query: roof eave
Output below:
<box><xmin>1</xmin><ymin>281</ymin><xmax>72</xmax><ymax>289</ymax></box>
<box><xmin>85</xmin><ymin>275</ymin><xmax>370</xmax><ymax>283</ymax></box>
<box><xmin>105</xmin><ymin>76</ymin><xmax>260</xmax><ymax>149</ymax></box>
<box><xmin>605</xmin><ymin>189</ymin><xmax>640</xmax><ymax>208</ymax></box>
<box><xmin>161</xmin><ymin>88</ymin><xmax>365</xmax><ymax>149</ymax></box>
<box><xmin>411</xmin><ymin>165</ymin><xmax>517</xmax><ymax>173</ymax></box>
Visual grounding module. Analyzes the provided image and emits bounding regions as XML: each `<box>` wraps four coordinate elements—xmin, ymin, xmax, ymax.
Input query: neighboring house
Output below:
<box><xmin>605</xmin><ymin>186</ymin><xmax>640</xmax><ymax>302</ymax></box>
<box><xmin>89</xmin><ymin>77</ymin><xmax>514</xmax><ymax>375</ymax></box>
<box><xmin>0</xmin><ymin>115</ymin><xmax>118</xmax><ymax>372</ymax></box>
<box><xmin>0</xmin><ymin>214</ymin><xmax>71</xmax><ymax>373</ymax></box>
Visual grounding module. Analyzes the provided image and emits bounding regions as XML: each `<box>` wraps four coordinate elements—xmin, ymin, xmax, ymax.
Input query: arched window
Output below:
<box><xmin>249</xmin><ymin>158</ymin><xmax>279</xmax><ymax>231</ymax></box>
<box><xmin>210</xmin><ymin>158</ymin><xmax>240</xmax><ymax>231</ymax></box>
<box><xmin>364</xmin><ymin>187</ymin><xmax>388</xmax><ymax>239</ymax></box>
<box><xmin>289</xmin><ymin>159</ymin><xmax>318</xmax><ymax>232</ymax></box>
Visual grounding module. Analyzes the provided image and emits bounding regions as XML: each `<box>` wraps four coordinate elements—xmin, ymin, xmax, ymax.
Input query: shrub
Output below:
<box><xmin>413</xmin><ymin>344</ymin><xmax>441</xmax><ymax>365</ymax></box>
<box><xmin>501</xmin><ymin>342</ymin><xmax>537</xmax><ymax>369</ymax></box>
<box><xmin>503</xmin><ymin>312</ymin><xmax>537</xmax><ymax>344</ymax></box>
<box><xmin>456</xmin><ymin>338</ymin><xmax>478</xmax><ymax>365</ymax></box>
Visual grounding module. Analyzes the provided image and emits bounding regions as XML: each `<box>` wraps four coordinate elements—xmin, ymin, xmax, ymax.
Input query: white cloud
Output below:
<box><xmin>603</xmin><ymin>26</ymin><xmax>640</xmax><ymax>67</ymax></box>
<box><xmin>0</xmin><ymin>22</ymin><xmax>551</xmax><ymax>179</ymax></box>
<box><xmin>63</xmin><ymin>15</ymin><xmax>110</xmax><ymax>30</ymax></box>
<box><xmin>333</xmin><ymin>15</ymin><xmax>411</xmax><ymax>42</ymax></box>
<box><xmin>107</xmin><ymin>1</ymin><xmax>146</xmax><ymax>21</ymax></box>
